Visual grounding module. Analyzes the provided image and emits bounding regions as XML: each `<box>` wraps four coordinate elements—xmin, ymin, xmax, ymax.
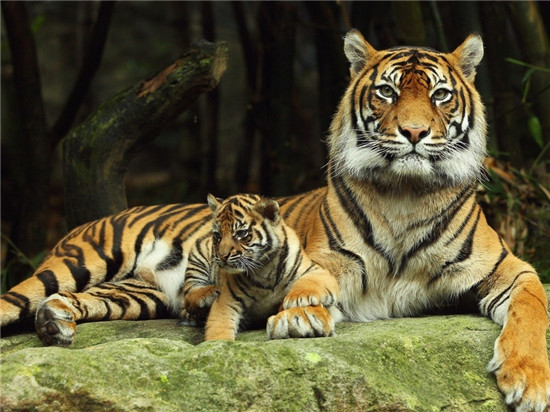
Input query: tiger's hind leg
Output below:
<box><xmin>35</xmin><ymin>278</ymin><xmax>169</xmax><ymax>346</ymax></box>
<box><xmin>479</xmin><ymin>256</ymin><xmax>550</xmax><ymax>411</ymax></box>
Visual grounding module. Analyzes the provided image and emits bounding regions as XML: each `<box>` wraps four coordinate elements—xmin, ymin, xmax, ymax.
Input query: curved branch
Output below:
<box><xmin>62</xmin><ymin>40</ymin><xmax>229</xmax><ymax>229</ymax></box>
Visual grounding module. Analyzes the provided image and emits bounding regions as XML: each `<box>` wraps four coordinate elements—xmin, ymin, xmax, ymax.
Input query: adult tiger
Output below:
<box><xmin>1</xmin><ymin>30</ymin><xmax>549</xmax><ymax>411</ymax></box>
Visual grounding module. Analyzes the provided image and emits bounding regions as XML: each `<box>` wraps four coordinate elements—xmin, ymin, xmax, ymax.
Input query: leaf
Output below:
<box><xmin>528</xmin><ymin>115</ymin><xmax>544</xmax><ymax>148</ymax></box>
<box><xmin>505</xmin><ymin>57</ymin><xmax>550</xmax><ymax>73</ymax></box>
<box><xmin>30</xmin><ymin>15</ymin><xmax>45</xmax><ymax>34</ymax></box>
<box><xmin>521</xmin><ymin>67</ymin><xmax>536</xmax><ymax>84</ymax></box>
<box><xmin>539</xmin><ymin>184</ymin><xmax>550</xmax><ymax>202</ymax></box>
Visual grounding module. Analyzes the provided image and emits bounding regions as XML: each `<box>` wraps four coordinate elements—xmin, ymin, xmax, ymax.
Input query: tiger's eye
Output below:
<box><xmin>212</xmin><ymin>231</ymin><xmax>221</xmax><ymax>243</ymax></box>
<box><xmin>432</xmin><ymin>88</ymin><xmax>450</xmax><ymax>101</ymax></box>
<box><xmin>378</xmin><ymin>85</ymin><xmax>396</xmax><ymax>98</ymax></box>
<box><xmin>235</xmin><ymin>229</ymin><xmax>249</xmax><ymax>240</ymax></box>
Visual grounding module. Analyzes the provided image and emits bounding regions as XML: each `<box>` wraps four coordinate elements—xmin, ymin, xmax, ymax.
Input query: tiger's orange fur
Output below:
<box><xmin>1</xmin><ymin>30</ymin><xmax>548</xmax><ymax>411</ymax></box>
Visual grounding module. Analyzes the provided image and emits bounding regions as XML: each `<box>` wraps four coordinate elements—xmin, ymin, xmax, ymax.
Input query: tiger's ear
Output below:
<box><xmin>254</xmin><ymin>199</ymin><xmax>280</xmax><ymax>224</ymax></box>
<box><xmin>452</xmin><ymin>34</ymin><xmax>484</xmax><ymax>82</ymax></box>
<box><xmin>344</xmin><ymin>29</ymin><xmax>376</xmax><ymax>77</ymax></box>
<box><xmin>207</xmin><ymin>193</ymin><xmax>222</xmax><ymax>214</ymax></box>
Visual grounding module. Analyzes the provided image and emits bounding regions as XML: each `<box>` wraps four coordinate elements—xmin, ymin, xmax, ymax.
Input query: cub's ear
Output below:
<box><xmin>452</xmin><ymin>33</ymin><xmax>484</xmax><ymax>82</ymax></box>
<box><xmin>207</xmin><ymin>193</ymin><xmax>222</xmax><ymax>214</ymax></box>
<box><xmin>254</xmin><ymin>199</ymin><xmax>280</xmax><ymax>224</ymax></box>
<box><xmin>344</xmin><ymin>29</ymin><xmax>377</xmax><ymax>77</ymax></box>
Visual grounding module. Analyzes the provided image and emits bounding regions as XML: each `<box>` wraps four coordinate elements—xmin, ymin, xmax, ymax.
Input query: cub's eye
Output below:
<box><xmin>377</xmin><ymin>85</ymin><xmax>396</xmax><ymax>99</ymax></box>
<box><xmin>234</xmin><ymin>229</ymin><xmax>249</xmax><ymax>240</ymax></box>
<box><xmin>432</xmin><ymin>88</ymin><xmax>451</xmax><ymax>102</ymax></box>
<box><xmin>212</xmin><ymin>231</ymin><xmax>221</xmax><ymax>243</ymax></box>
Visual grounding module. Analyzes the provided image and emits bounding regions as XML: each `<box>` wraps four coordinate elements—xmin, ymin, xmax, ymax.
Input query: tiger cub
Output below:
<box><xmin>182</xmin><ymin>193</ymin><xmax>341</xmax><ymax>341</ymax></box>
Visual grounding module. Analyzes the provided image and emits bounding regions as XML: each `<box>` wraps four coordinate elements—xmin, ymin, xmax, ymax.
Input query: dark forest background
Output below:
<box><xmin>2</xmin><ymin>1</ymin><xmax>550</xmax><ymax>290</ymax></box>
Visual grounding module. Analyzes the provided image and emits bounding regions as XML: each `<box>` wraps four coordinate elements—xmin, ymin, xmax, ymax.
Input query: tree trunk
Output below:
<box><xmin>63</xmin><ymin>40</ymin><xmax>229</xmax><ymax>229</ymax></box>
<box><xmin>257</xmin><ymin>2</ymin><xmax>297</xmax><ymax>196</ymax></box>
<box><xmin>507</xmin><ymin>1</ymin><xmax>550</xmax><ymax>149</ymax></box>
<box><xmin>304</xmin><ymin>2</ymin><xmax>349</xmax><ymax>141</ymax></box>
<box><xmin>231</xmin><ymin>1</ymin><xmax>258</xmax><ymax>192</ymax></box>
<box><xmin>391</xmin><ymin>2</ymin><xmax>426</xmax><ymax>46</ymax></box>
<box><xmin>199</xmin><ymin>1</ymin><xmax>220</xmax><ymax>196</ymax></box>
<box><xmin>480</xmin><ymin>2</ymin><xmax>526</xmax><ymax>167</ymax></box>
<box><xmin>1</xmin><ymin>2</ymin><xmax>52</xmax><ymax>288</ymax></box>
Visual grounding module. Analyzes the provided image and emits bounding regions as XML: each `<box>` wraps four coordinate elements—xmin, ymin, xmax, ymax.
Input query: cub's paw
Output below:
<box><xmin>177</xmin><ymin>308</ymin><xmax>203</xmax><ymax>327</ymax></box>
<box><xmin>282</xmin><ymin>287</ymin><xmax>337</xmax><ymax>309</ymax></box>
<box><xmin>488</xmin><ymin>346</ymin><xmax>550</xmax><ymax>411</ymax></box>
<box><xmin>184</xmin><ymin>285</ymin><xmax>219</xmax><ymax>313</ymax></box>
<box><xmin>267</xmin><ymin>306</ymin><xmax>335</xmax><ymax>340</ymax></box>
<box><xmin>35</xmin><ymin>294</ymin><xmax>77</xmax><ymax>346</ymax></box>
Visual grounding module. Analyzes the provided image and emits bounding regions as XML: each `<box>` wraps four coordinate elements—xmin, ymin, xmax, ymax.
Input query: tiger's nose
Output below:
<box><xmin>399</xmin><ymin>126</ymin><xmax>430</xmax><ymax>144</ymax></box>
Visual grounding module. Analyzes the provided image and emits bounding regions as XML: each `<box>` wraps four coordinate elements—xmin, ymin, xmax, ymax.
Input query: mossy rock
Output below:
<box><xmin>1</xmin><ymin>313</ymin><xmax>512</xmax><ymax>412</ymax></box>
<box><xmin>4</xmin><ymin>285</ymin><xmax>550</xmax><ymax>411</ymax></box>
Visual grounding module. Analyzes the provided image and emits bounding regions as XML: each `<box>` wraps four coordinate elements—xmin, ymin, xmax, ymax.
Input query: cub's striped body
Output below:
<box><xmin>1</xmin><ymin>30</ymin><xmax>549</xmax><ymax>411</ymax></box>
<box><xmin>181</xmin><ymin>193</ymin><xmax>339</xmax><ymax>341</ymax></box>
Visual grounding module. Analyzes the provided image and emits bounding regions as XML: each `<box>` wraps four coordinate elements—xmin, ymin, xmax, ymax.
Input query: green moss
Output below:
<box><xmin>0</xmin><ymin>315</ymin><xmax>518</xmax><ymax>411</ymax></box>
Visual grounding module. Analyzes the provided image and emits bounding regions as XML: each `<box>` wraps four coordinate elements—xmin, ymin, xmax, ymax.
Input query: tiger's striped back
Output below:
<box><xmin>1</xmin><ymin>203</ymin><xmax>211</xmax><ymax>326</ymax></box>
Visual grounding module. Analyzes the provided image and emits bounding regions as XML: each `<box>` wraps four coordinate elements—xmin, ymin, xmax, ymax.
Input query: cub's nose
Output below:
<box><xmin>399</xmin><ymin>126</ymin><xmax>430</xmax><ymax>144</ymax></box>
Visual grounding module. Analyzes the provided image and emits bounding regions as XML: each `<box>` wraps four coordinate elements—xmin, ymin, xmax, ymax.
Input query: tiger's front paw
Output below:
<box><xmin>35</xmin><ymin>295</ymin><xmax>77</xmax><ymax>346</ymax></box>
<box><xmin>282</xmin><ymin>284</ymin><xmax>337</xmax><ymax>309</ymax></box>
<box><xmin>184</xmin><ymin>286</ymin><xmax>219</xmax><ymax>314</ymax></box>
<box><xmin>488</xmin><ymin>342</ymin><xmax>550</xmax><ymax>411</ymax></box>
<box><xmin>177</xmin><ymin>308</ymin><xmax>203</xmax><ymax>327</ymax></box>
<box><xmin>183</xmin><ymin>285</ymin><xmax>219</xmax><ymax>324</ymax></box>
<box><xmin>267</xmin><ymin>306</ymin><xmax>335</xmax><ymax>339</ymax></box>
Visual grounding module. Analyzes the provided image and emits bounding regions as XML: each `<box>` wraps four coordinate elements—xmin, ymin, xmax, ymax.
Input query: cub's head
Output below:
<box><xmin>207</xmin><ymin>193</ymin><xmax>282</xmax><ymax>275</ymax></box>
<box><xmin>329</xmin><ymin>29</ymin><xmax>486</xmax><ymax>191</ymax></box>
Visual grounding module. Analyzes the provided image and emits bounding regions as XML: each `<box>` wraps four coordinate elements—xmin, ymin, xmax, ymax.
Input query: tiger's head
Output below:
<box><xmin>207</xmin><ymin>193</ymin><xmax>282</xmax><ymax>275</ymax></box>
<box><xmin>329</xmin><ymin>29</ymin><xmax>486</xmax><ymax>192</ymax></box>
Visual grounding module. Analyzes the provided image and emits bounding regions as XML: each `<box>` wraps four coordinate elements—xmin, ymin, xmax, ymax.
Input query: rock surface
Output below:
<box><xmin>1</xmin><ymin>312</ymin><xmax>517</xmax><ymax>412</ymax></box>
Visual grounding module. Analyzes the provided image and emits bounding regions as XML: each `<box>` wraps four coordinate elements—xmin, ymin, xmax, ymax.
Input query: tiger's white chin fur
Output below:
<box><xmin>331</xmin><ymin>131</ymin><xmax>486</xmax><ymax>191</ymax></box>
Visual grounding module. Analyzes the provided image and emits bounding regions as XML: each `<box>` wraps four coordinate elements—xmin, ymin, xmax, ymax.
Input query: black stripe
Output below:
<box><xmin>227</xmin><ymin>280</ymin><xmax>248</xmax><ymax>310</ymax></box>
<box><xmin>127</xmin><ymin>293</ymin><xmax>152</xmax><ymax>320</ymax></box>
<box><xmin>1</xmin><ymin>291</ymin><xmax>31</xmax><ymax>318</ymax></box>
<box><xmin>172</xmin><ymin>204</ymin><xmax>210</xmax><ymax>226</ymax></box>
<box><xmin>36</xmin><ymin>270</ymin><xmax>59</xmax><ymax>296</ymax></box>
<box><xmin>444</xmin><ymin>202</ymin><xmax>478</xmax><ymax>246</ymax></box>
<box><xmin>429</xmin><ymin>208</ymin><xmax>481</xmax><ymax>285</ymax></box>
<box><xmin>62</xmin><ymin>246</ymin><xmax>91</xmax><ymax>292</ymax></box>
<box><xmin>280</xmin><ymin>192</ymin><xmax>310</xmax><ymax>221</ymax></box>
<box><xmin>319</xmin><ymin>200</ymin><xmax>368</xmax><ymax>294</ymax></box>
<box><xmin>332</xmin><ymin>174</ymin><xmax>393</xmax><ymax>274</ymax></box>
<box><xmin>486</xmin><ymin>271</ymin><xmax>535</xmax><ymax>318</ymax></box>
<box><xmin>321</xmin><ymin>198</ymin><xmax>344</xmax><ymax>244</ymax></box>
<box><xmin>156</xmin><ymin>238</ymin><xmax>184</xmax><ymax>271</ymax></box>
<box><xmin>396</xmin><ymin>186</ymin><xmax>474</xmax><ymax>276</ymax></box>
<box><xmin>83</xmin><ymin>216</ymin><xmax>126</xmax><ymax>283</ymax></box>
<box><xmin>130</xmin><ymin>208</ymin><xmax>203</xmax><ymax>275</ymax></box>
<box><xmin>128</xmin><ymin>205</ymin><xmax>171</xmax><ymax>228</ymax></box>
<box><xmin>476</xmin><ymin>237</ymin><xmax>510</xmax><ymax>303</ymax></box>
<box><xmin>101</xmin><ymin>299</ymin><xmax>112</xmax><ymax>321</ymax></box>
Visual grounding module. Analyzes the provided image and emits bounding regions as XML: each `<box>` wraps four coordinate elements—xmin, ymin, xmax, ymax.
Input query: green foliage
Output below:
<box><xmin>505</xmin><ymin>57</ymin><xmax>550</xmax><ymax>171</ymax></box>
<box><xmin>1</xmin><ymin>233</ymin><xmax>46</xmax><ymax>294</ymax></box>
<box><xmin>479</xmin><ymin>161</ymin><xmax>550</xmax><ymax>282</ymax></box>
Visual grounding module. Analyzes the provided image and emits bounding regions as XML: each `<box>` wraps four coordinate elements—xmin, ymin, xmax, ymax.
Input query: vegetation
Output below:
<box><xmin>1</xmin><ymin>1</ymin><xmax>549</xmax><ymax>288</ymax></box>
